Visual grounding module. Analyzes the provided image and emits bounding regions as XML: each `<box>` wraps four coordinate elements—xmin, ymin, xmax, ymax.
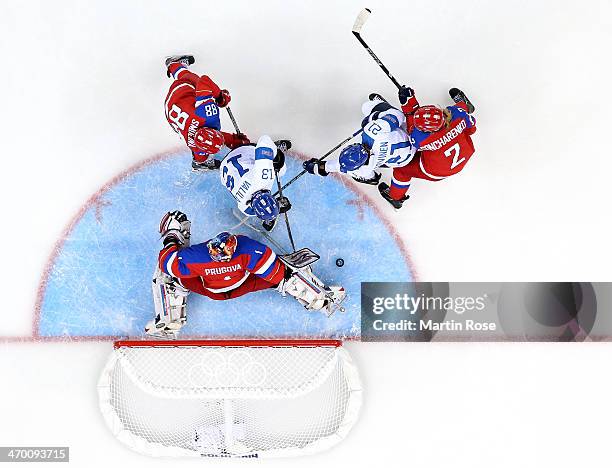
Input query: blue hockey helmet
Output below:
<box><xmin>250</xmin><ymin>190</ymin><xmax>279</xmax><ymax>222</ymax></box>
<box><xmin>207</xmin><ymin>231</ymin><xmax>237</xmax><ymax>262</ymax></box>
<box><xmin>339</xmin><ymin>144</ymin><xmax>369</xmax><ymax>172</ymax></box>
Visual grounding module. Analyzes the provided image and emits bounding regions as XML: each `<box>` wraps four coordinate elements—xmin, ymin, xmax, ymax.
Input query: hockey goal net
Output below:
<box><xmin>98</xmin><ymin>339</ymin><xmax>362</xmax><ymax>458</ymax></box>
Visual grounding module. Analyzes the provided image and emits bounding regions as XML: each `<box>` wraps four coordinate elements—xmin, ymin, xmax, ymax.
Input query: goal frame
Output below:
<box><xmin>113</xmin><ymin>338</ymin><xmax>343</xmax><ymax>349</ymax></box>
<box><xmin>99</xmin><ymin>338</ymin><xmax>361</xmax><ymax>458</ymax></box>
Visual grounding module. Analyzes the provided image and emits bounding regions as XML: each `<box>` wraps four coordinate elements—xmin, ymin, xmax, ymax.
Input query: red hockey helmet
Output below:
<box><xmin>194</xmin><ymin>127</ymin><xmax>224</xmax><ymax>154</ymax></box>
<box><xmin>413</xmin><ymin>106</ymin><xmax>445</xmax><ymax>133</ymax></box>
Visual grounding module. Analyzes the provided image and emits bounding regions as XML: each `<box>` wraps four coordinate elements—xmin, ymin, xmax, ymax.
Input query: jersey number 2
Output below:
<box><xmin>444</xmin><ymin>143</ymin><xmax>465</xmax><ymax>169</ymax></box>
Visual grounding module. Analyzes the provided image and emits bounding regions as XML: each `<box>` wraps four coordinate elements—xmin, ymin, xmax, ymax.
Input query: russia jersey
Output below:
<box><xmin>408</xmin><ymin>103</ymin><xmax>477</xmax><ymax>179</ymax></box>
<box><xmin>220</xmin><ymin>135</ymin><xmax>286</xmax><ymax>215</ymax></box>
<box><xmin>164</xmin><ymin>64</ymin><xmax>223</xmax><ymax>155</ymax></box>
<box><xmin>158</xmin><ymin>235</ymin><xmax>284</xmax><ymax>293</ymax></box>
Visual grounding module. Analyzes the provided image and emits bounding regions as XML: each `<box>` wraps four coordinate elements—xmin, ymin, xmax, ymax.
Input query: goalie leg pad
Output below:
<box><xmin>279</xmin><ymin>268</ymin><xmax>346</xmax><ymax>315</ymax></box>
<box><xmin>146</xmin><ymin>268</ymin><xmax>190</xmax><ymax>337</ymax></box>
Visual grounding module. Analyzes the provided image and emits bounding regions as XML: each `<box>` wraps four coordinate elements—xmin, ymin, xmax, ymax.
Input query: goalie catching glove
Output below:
<box><xmin>159</xmin><ymin>210</ymin><xmax>191</xmax><ymax>247</ymax></box>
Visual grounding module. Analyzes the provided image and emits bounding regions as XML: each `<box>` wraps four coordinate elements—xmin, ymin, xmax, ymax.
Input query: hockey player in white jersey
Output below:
<box><xmin>220</xmin><ymin>135</ymin><xmax>292</xmax><ymax>232</ymax></box>
<box><xmin>302</xmin><ymin>98</ymin><xmax>416</xmax><ymax>185</ymax></box>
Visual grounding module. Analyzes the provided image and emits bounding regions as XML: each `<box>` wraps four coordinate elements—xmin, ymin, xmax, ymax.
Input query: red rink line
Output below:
<box><xmin>17</xmin><ymin>147</ymin><xmax>418</xmax><ymax>344</ymax></box>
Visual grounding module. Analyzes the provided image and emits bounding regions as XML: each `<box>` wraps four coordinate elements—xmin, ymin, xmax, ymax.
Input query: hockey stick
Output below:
<box><xmin>352</xmin><ymin>8</ymin><xmax>402</xmax><ymax>90</ymax></box>
<box><xmin>232</xmin><ymin>208</ymin><xmax>288</xmax><ymax>253</ymax></box>
<box><xmin>272</xmin><ymin>128</ymin><xmax>362</xmax><ymax>196</ymax></box>
<box><xmin>274</xmin><ymin>169</ymin><xmax>297</xmax><ymax>252</ymax></box>
<box><xmin>231</xmin><ymin>208</ymin><xmax>320</xmax><ymax>270</ymax></box>
<box><xmin>225</xmin><ymin>106</ymin><xmax>241</xmax><ymax>134</ymax></box>
<box><xmin>232</xmin><ymin>212</ymin><xmax>342</xmax><ymax>316</ymax></box>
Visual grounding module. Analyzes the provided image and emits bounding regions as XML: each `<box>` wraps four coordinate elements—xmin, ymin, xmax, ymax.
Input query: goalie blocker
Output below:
<box><xmin>146</xmin><ymin>212</ymin><xmax>346</xmax><ymax>337</ymax></box>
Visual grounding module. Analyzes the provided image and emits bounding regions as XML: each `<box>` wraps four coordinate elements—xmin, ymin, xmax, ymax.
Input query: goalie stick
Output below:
<box><xmin>233</xmin><ymin>208</ymin><xmax>287</xmax><ymax>253</ymax></box>
<box><xmin>231</xmin><ymin>208</ymin><xmax>344</xmax><ymax>315</ymax></box>
<box><xmin>231</xmin><ymin>208</ymin><xmax>319</xmax><ymax>268</ymax></box>
<box><xmin>352</xmin><ymin>8</ymin><xmax>402</xmax><ymax>90</ymax></box>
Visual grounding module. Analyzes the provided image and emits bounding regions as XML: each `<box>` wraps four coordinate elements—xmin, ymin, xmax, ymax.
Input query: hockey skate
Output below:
<box><xmin>192</xmin><ymin>158</ymin><xmax>221</xmax><ymax>172</ymax></box>
<box><xmin>449</xmin><ymin>88</ymin><xmax>475</xmax><ymax>114</ymax></box>
<box><xmin>378</xmin><ymin>182</ymin><xmax>409</xmax><ymax>209</ymax></box>
<box><xmin>368</xmin><ymin>92</ymin><xmax>388</xmax><ymax>102</ymax></box>
<box><xmin>165</xmin><ymin>55</ymin><xmax>195</xmax><ymax>77</ymax></box>
<box><xmin>274</xmin><ymin>140</ymin><xmax>292</xmax><ymax>153</ymax></box>
<box><xmin>144</xmin><ymin>316</ymin><xmax>185</xmax><ymax>339</ymax></box>
<box><xmin>352</xmin><ymin>172</ymin><xmax>381</xmax><ymax>186</ymax></box>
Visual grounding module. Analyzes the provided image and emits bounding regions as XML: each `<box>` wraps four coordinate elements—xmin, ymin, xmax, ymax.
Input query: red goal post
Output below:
<box><xmin>113</xmin><ymin>338</ymin><xmax>343</xmax><ymax>349</ymax></box>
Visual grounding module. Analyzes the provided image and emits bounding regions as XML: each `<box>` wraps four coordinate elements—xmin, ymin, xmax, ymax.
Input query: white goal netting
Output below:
<box><xmin>98</xmin><ymin>340</ymin><xmax>362</xmax><ymax>458</ymax></box>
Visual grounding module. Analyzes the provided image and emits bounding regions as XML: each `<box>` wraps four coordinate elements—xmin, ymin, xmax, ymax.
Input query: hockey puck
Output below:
<box><xmin>335</xmin><ymin>258</ymin><xmax>345</xmax><ymax>267</ymax></box>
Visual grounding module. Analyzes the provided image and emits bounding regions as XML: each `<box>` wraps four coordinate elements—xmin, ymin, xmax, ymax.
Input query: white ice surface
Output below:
<box><xmin>1</xmin><ymin>0</ymin><xmax>612</xmax><ymax>465</ymax></box>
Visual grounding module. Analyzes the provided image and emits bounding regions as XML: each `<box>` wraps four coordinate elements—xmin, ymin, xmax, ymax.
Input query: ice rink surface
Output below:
<box><xmin>2</xmin><ymin>0</ymin><xmax>612</xmax><ymax>466</ymax></box>
<box><xmin>36</xmin><ymin>151</ymin><xmax>413</xmax><ymax>338</ymax></box>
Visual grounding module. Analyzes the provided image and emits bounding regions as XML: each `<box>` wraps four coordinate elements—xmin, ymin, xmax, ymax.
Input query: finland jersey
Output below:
<box><xmin>327</xmin><ymin>101</ymin><xmax>416</xmax><ymax>179</ymax></box>
<box><xmin>220</xmin><ymin>135</ymin><xmax>286</xmax><ymax>216</ymax></box>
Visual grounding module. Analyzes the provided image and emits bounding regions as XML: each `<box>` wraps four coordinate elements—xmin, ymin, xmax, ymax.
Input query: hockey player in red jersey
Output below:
<box><xmin>145</xmin><ymin>211</ymin><xmax>346</xmax><ymax>337</ymax></box>
<box><xmin>377</xmin><ymin>86</ymin><xmax>477</xmax><ymax>209</ymax></box>
<box><xmin>164</xmin><ymin>55</ymin><xmax>250</xmax><ymax>171</ymax></box>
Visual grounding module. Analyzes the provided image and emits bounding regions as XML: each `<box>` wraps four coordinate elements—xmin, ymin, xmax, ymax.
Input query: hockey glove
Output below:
<box><xmin>159</xmin><ymin>210</ymin><xmax>191</xmax><ymax>247</ymax></box>
<box><xmin>235</xmin><ymin>132</ymin><xmax>250</xmax><ymax>146</ymax></box>
<box><xmin>222</xmin><ymin>132</ymin><xmax>250</xmax><ymax>150</ymax></box>
<box><xmin>273</xmin><ymin>148</ymin><xmax>286</xmax><ymax>171</ymax></box>
<box><xmin>398</xmin><ymin>86</ymin><xmax>414</xmax><ymax>104</ymax></box>
<box><xmin>277</xmin><ymin>196</ymin><xmax>292</xmax><ymax>214</ymax></box>
<box><xmin>216</xmin><ymin>89</ymin><xmax>231</xmax><ymax>107</ymax></box>
<box><xmin>303</xmin><ymin>158</ymin><xmax>328</xmax><ymax>176</ymax></box>
<box><xmin>398</xmin><ymin>85</ymin><xmax>419</xmax><ymax>113</ymax></box>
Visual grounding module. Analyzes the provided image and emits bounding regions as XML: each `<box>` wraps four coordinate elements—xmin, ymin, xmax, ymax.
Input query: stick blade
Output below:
<box><xmin>280</xmin><ymin>248</ymin><xmax>320</xmax><ymax>270</ymax></box>
<box><xmin>352</xmin><ymin>8</ymin><xmax>372</xmax><ymax>34</ymax></box>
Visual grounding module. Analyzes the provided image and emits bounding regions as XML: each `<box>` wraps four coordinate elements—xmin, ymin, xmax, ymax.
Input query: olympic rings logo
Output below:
<box><xmin>187</xmin><ymin>350</ymin><xmax>268</xmax><ymax>387</ymax></box>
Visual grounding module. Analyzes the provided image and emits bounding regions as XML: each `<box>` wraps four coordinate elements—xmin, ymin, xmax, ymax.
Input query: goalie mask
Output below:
<box><xmin>207</xmin><ymin>232</ymin><xmax>237</xmax><ymax>262</ymax></box>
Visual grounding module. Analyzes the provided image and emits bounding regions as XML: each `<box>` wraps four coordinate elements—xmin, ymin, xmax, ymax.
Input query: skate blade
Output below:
<box><xmin>144</xmin><ymin>327</ymin><xmax>180</xmax><ymax>339</ymax></box>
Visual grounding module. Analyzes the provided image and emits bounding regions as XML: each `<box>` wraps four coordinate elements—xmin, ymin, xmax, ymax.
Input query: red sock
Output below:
<box><xmin>389</xmin><ymin>183</ymin><xmax>409</xmax><ymax>200</ymax></box>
